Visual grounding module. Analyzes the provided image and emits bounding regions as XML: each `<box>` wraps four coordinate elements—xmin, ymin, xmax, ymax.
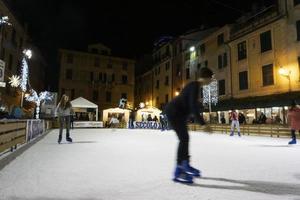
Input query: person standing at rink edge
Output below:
<box><xmin>230</xmin><ymin>109</ymin><xmax>241</xmax><ymax>137</ymax></box>
<box><xmin>287</xmin><ymin>100</ymin><xmax>300</xmax><ymax>145</ymax></box>
<box><xmin>164</xmin><ymin>67</ymin><xmax>213</xmax><ymax>184</ymax></box>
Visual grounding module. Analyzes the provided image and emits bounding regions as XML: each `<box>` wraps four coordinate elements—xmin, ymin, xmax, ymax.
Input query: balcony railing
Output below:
<box><xmin>231</xmin><ymin>5</ymin><xmax>281</xmax><ymax>39</ymax></box>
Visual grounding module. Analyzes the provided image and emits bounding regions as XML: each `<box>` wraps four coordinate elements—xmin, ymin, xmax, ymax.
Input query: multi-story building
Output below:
<box><xmin>152</xmin><ymin>37</ymin><xmax>173</xmax><ymax>109</ymax></box>
<box><xmin>0</xmin><ymin>0</ymin><xmax>46</xmax><ymax>112</ymax></box>
<box><xmin>135</xmin><ymin>70</ymin><xmax>153</xmax><ymax>107</ymax></box>
<box><xmin>58</xmin><ymin>43</ymin><xmax>135</xmax><ymax>120</ymax></box>
<box><xmin>172</xmin><ymin>29</ymin><xmax>217</xmax><ymax>98</ymax></box>
<box><xmin>224</xmin><ymin>0</ymin><xmax>300</xmax><ymax>123</ymax></box>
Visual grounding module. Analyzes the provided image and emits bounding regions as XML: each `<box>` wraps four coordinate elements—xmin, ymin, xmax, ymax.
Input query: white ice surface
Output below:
<box><xmin>1</xmin><ymin>129</ymin><xmax>300</xmax><ymax>200</ymax></box>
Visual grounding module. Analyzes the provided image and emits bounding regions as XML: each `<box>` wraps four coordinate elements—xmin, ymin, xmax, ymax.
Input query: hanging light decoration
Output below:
<box><xmin>9</xmin><ymin>75</ymin><xmax>21</xmax><ymax>87</ymax></box>
<box><xmin>25</xmin><ymin>89</ymin><xmax>53</xmax><ymax>119</ymax></box>
<box><xmin>202</xmin><ymin>78</ymin><xmax>218</xmax><ymax>106</ymax></box>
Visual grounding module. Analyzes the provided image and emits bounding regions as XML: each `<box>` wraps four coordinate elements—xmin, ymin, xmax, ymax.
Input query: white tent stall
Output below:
<box><xmin>136</xmin><ymin>106</ymin><xmax>162</xmax><ymax>121</ymax></box>
<box><xmin>103</xmin><ymin>107</ymin><xmax>131</xmax><ymax>124</ymax></box>
<box><xmin>71</xmin><ymin>97</ymin><xmax>98</xmax><ymax>121</ymax></box>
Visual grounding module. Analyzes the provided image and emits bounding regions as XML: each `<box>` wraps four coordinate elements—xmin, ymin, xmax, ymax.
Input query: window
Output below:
<box><xmin>156</xmin><ymin>80</ymin><xmax>160</xmax><ymax>89</ymax></box>
<box><xmin>176</xmin><ymin>64</ymin><xmax>181</xmax><ymax>76</ymax></box>
<box><xmin>122</xmin><ymin>75</ymin><xmax>128</xmax><ymax>84</ymax></box>
<box><xmin>295</xmin><ymin>0</ymin><xmax>300</xmax><ymax>6</ymax></box>
<box><xmin>237</xmin><ymin>41</ymin><xmax>247</xmax><ymax>60</ymax></box>
<box><xmin>217</xmin><ymin>33</ymin><xmax>224</xmax><ymax>46</ymax></box>
<box><xmin>197</xmin><ymin>63</ymin><xmax>201</xmax><ymax>70</ymax></box>
<box><xmin>91</xmin><ymin>48</ymin><xmax>98</xmax><ymax>54</ymax></box>
<box><xmin>200</xmin><ymin>87</ymin><xmax>203</xmax><ymax>98</ymax></box>
<box><xmin>260</xmin><ymin>30</ymin><xmax>272</xmax><ymax>52</ymax></box>
<box><xmin>297</xmin><ymin>20</ymin><xmax>300</xmax><ymax>41</ymax></box>
<box><xmin>8</xmin><ymin>54</ymin><xmax>13</xmax><ymax>70</ymax></box>
<box><xmin>158</xmin><ymin>66</ymin><xmax>160</xmax><ymax>74</ymax></box>
<box><xmin>156</xmin><ymin>97</ymin><xmax>159</xmax><ymax>106</ymax></box>
<box><xmin>112</xmin><ymin>74</ymin><xmax>115</xmax><ymax>82</ymax></box>
<box><xmin>122</xmin><ymin>62</ymin><xmax>128</xmax><ymax>70</ymax></box>
<box><xmin>223</xmin><ymin>53</ymin><xmax>228</xmax><ymax>67</ymax></box>
<box><xmin>204</xmin><ymin>60</ymin><xmax>208</xmax><ymax>67</ymax></box>
<box><xmin>121</xmin><ymin>93</ymin><xmax>127</xmax><ymax>99</ymax></box>
<box><xmin>185</xmin><ymin>52</ymin><xmax>190</xmax><ymax>61</ymax></box>
<box><xmin>67</xmin><ymin>54</ymin><xmax>73</xmax><ymax>64</ymax></box>
<box><xmin>93</xmin><ymin>90</ymin><xmax>98</xmax><ymax>101</ymax></box>
<box><xmin>1</xmin><ymin>47</ymin><xmax>5</xmax><ymax>59</ymax></box>
<box><xmin>218</xmin><ymin>55</ymin><xmax>223</xmax><ymax>69</ymax></box>
<box><xmin>218</xmin><ymin>80</ymin><xmax>225</xmax><ymax>95</ymax></box>
<box><xmin>165</xmin><ymin>94</ymin><xmax>169</xmax><ymax>103</ymax></box>
<box><xmin>66</xmin><ymin>69</ymin><xmax>72</xmax><ymax>80</ymax></box>
<box><xmin>94</xmin><ymin>57</ymin><xmax>100</xmax><ymax>67</ymax></box>
<box><xmin>239</xmin><ymin>71</ymin><xmax>248</xmax><ymax>90</ymax></box>
<box><xmin>103</xmin><ymin>73</ymin><xmax>107</xmax><ymax>83</ymax></box>
<box><xmin>200</xmin><ymin>43</ymin><xmax>206</xmax><ymax>55</ymax></box>
<box><xmin>106</xmin><ymin>92</ymin><xmax>112</xmax><ymax>102</ymax></box>
<box><xmin>107</xmin><ymin>63</ymin><xmax>112</xmax><ymax>69</ymax></box>
<box><xmin>186</xmin><ymin>68</ymin><xmax>190</xmax><ymax>79</ymax></box>
<box><xmin>165</xmin><ymin>62</ymin><xmax>170</xmax><ymax>71</ymax></box>
<box><xmin>61</xmin><ymin>88</ymin><xmax>65</xmax><ymax>95</ymax></box>
<box><xmin>90</xmin><ymin>72</ymin><xmax>94</xmax><ymax>82</ymax></box>
<box><xmin>262</xmin><ymin>64</ymin><xmax>274</xmax><ymax>86</ymax></box>
<box><xmin>99</xmin><ymin>72</ymin><xmax>103</xmax><ymax>81</ymax></box>
<box><xmin>71</xmin><ymin>89</ymin><xmax>75</xmax><ymax>99</ymax></box>
<box><xmin>165</xmin><ymin>76</ymin><xmax>169</xmax><ymax>86</ymax></box>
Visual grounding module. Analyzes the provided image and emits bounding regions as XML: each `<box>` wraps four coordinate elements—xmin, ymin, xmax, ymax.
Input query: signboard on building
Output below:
<box><xmin>0</xmin><ymin>59</ymin><xmax>5</xmax><ymax>87</ymax></box>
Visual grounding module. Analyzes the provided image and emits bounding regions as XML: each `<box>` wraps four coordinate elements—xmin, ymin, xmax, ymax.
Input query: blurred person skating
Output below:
<box><xmin>165</xmin><ymin>67</ymin><xmax>213</xmax><ymax>184</ymax></box>
<box><xmin>287</xmin><ymin>100</ymin><xmax>300</xmax><ymax>145</ymax></box>
<box><xmin>230</xmin><ymin>110</ymin><xmax>240</xmax><ymax>137</ymax></box>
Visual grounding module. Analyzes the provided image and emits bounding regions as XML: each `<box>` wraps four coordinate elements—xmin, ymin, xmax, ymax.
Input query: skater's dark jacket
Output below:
<box><xmin>165</xmin><ymin>81</ymin><xmax>206</xmax><ymax>125</ymax></box>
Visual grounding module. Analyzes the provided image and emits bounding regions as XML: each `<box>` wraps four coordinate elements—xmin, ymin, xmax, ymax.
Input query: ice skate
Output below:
<box><xmin>173</xmin><ymin>165</ymin><xmax>193</xmax><ymax>184</ymax></box>
<box><xmin>181</xmin><ymin>160</ymin><xmax>201</xmax><ymax>177</ymax></box>
<box><xmin>66</xmin><ymin>137</ymin><xmax>73</xmax><ymax>143</ymax></box>
<box><xmin>288</xmin><ymin>138</ymin><xmax>297</xmax><ymax>145</ymax></box>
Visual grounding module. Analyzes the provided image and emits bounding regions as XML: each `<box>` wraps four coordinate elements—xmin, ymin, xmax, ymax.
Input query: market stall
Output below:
<box><xmin>71</xmin><ymin>97</ymin><xmax>98</xmax><ymax>121</ymax></box>
<box><xmin>136</xmin><ymin>106</ymin><xmax>162</xmax><ymax>122</ymax></box>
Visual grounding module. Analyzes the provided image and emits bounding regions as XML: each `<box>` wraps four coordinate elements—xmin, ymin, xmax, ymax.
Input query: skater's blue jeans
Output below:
<box><xmin>59</xmin><ymin>116</ymin><xmax>71</xmax><ymax>139</ymax></box>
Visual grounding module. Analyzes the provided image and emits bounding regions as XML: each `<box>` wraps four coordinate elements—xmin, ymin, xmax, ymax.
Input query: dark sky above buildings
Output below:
<box><xmin>9</xmin><ymin>0</ymin><xmax>275</xmax><ymax>89</ymax></box>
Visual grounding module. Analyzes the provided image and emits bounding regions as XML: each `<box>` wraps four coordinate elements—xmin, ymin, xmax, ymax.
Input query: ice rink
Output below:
<box><xmin>1</xmin><ymin>128</ymin><xmax>300</xmax><ymax>200</ymax></box>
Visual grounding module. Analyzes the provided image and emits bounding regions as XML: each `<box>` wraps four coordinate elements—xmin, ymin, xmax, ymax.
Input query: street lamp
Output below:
<box><xmin>175</xmin><ymin>91</ymin><xmax>180</xmax><ymax>96</ymax></box>
<box><xmin>279</xmin><ymin>66</ymin><xmax>291</xmax><ymax>92</ymax></box>
<box><xmin>189</xmin><ymin>46</ymin><xmax>195</xmax><ymax>52</ymax></box>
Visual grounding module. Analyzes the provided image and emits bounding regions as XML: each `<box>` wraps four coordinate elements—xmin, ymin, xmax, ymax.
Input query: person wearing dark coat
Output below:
<box><xmin>128</xmin><ymin>111</ymin><xmax>135</xmax><ymax>129</ymax></box>
<box><xmin>164</xmin><ymin>67</ymin><xmax>213</xmax><ymax>184</ymax></box>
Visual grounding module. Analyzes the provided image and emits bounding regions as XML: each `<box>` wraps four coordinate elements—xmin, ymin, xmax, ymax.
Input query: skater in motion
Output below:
<box><xmin>55</xmin><ymin>94</ymin><xmax>73</xmax><ymax>144</ymax></box>
<box><xmin>165</xmin><ymin>67</ymin><xmax>213</xmax><ymax>184</ymax></box>
<box><xmin>287</xmin><ymin>100</ymin><xmax>300</xmax><ymax>145</ymax></box>
<box><xmin>230</xmin><ymin>109</ymin><xmax>241</xmax><ymax>136</ymax></box>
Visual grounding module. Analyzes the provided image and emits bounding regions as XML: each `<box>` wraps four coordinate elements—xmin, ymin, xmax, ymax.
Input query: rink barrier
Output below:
<box><xmin>0</xmin><ymin>119</ymin><xmax>52</xmax><ymax>155</ymax></box>
<box><xmin>188</xmin><ymin>124</ymin><xmax>292</xmax><ymax>137</ymax></box>
<box><xmin>0</xmin><ymin>120</ymin><xmax>27</xmax><ymax>153</ymax></box>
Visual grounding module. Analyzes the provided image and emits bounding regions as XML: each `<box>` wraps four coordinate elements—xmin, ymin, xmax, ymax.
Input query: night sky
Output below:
<box><xmin>9</xmin><ymin>0</ymin><xmax>275</xmax><ymax>90</ymax></box>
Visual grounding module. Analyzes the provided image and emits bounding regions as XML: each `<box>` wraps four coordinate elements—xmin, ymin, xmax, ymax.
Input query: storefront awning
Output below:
<box><xmin>209</xmin><ymin>92</ymin><xmax>300</xmax><ymax>112</ymax></box>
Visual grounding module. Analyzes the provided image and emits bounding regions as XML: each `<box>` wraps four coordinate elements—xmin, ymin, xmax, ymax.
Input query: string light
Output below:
<box><xmin>20</xmin><ymin>57</ymin><xmax>29</xmax><ymax>92</ymax></box>
<box><xmin>25</xmin><ymin>90</ymin><xmax>53</xmax><ymax>119</ymax></box>
<box><xmin>202</xmin><ymin>78</ymin><xmax>218</xmax><ymax>106</ymax></box>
